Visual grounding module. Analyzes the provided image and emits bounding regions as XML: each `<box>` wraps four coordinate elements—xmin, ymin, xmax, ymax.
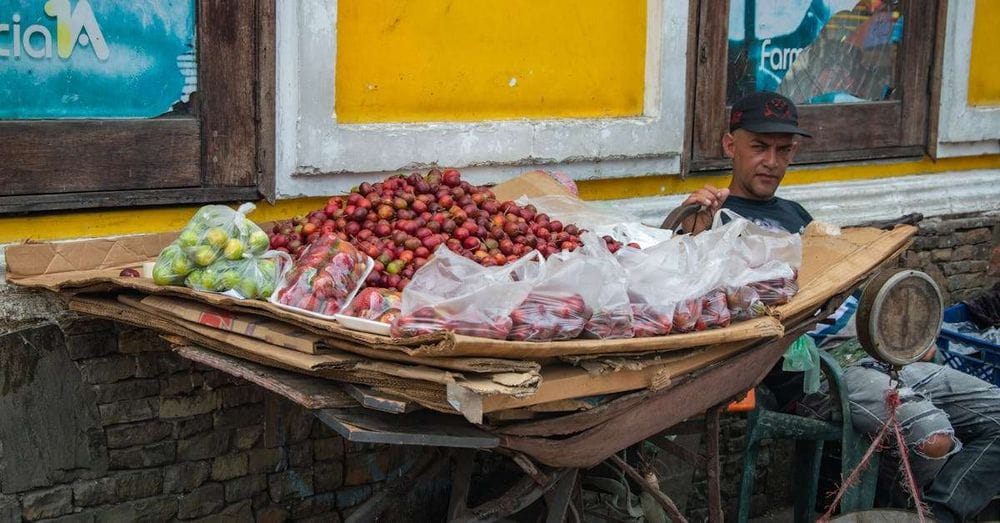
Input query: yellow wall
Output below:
<box><xmin>968</xmin><ymin>0</ymin><xmax>1000</xmax><ymax>106</ymax></box>
<box><xmin>335</xmin><ymin>0</ymin><xmax>647</xmax><ymax>123</ymax></box>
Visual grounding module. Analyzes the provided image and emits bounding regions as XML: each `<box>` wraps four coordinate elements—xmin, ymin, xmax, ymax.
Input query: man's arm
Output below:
<box><xmin>678</xmin><ymin>185</ymin><xmax>730</xmax><ymax>234</ymax></box>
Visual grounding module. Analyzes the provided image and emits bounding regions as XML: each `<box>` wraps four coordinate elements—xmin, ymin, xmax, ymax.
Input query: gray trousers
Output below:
<box><xmin>845</xmin><ymin>360</ymin><xmax>1000</xmax><ymax>522</ymax></box>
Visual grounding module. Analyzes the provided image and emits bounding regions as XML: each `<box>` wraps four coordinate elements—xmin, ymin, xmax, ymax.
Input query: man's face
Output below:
<box><xmin>723</xmin><ymin>129</ymin><xmax>799</xmax><ymax>200</ymax></box>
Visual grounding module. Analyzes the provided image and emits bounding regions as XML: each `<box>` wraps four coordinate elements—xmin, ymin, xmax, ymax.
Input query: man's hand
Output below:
<box><xmin>679</xmin><ymin>185</ymin><xmax>730</xmax><ymax>234</ymax></box>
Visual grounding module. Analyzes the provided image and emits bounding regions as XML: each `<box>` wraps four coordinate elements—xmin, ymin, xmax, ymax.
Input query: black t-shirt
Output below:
<box><xmin>722</xmin><ymin>195</ymin><xmax>813</xmax><ymax>234</ymax></box>
<box><xmin>722</xmin><ymin>195</ymin><xmax>814</xmax><ymax>409</ymax></box>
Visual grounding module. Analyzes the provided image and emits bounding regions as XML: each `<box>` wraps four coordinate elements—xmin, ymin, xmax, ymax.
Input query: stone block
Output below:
<box><xmin>224</xmin><ymin>475</ymin><xmax>267</xmax><ymax>503</ymax></box>
<box><xmin>248</xmin><ymin>448</ymin><xmax>286</xmax><ymax>474</ymax></box>
<box><xmin>163</xmin><ymin>461</ymin><xmax>211</xmax><ymax>494</ymax></box>
<box><xmin>77</xmin><ymin>356</ymin><xmax>135</xmax><ymax>385</ymax></box>
<box><xmin>233</xmin><ymin>426</ymin><xmax>264</xmax><ymax>450</ymax></box>
<box><xmin>59</xmin><ymin>318</ymin><xmax>114</xmax><ymax>336</ymax></box>
<box><xmin>203</xmin><ymin>371</ymin><xmax>243</xmax><ymax>390</ymax></box>
<box><xmin>312</xmin><ymin>462</ymin><xmax>343</xmax><ymax>493</ymax></box>
<box><xmin>65</xmin><ymin>331</ymin><xmax>117</xmax><ymax>360</ymax></box>
<box><xmin>942</xmin><ymin>260</ymin><xmax>989</xmax><ymax>276</ymax></box>
<box><xmin>173</xmin><ymin>414</ymin><xmax>214</xmax><ymax>440</ymax></box>
<box><xmin>990</xmin><ymin>246</ymin><xmax>1000</xmax><ymax>277</ymax></box>
<box><xmin>344</xmin><ymin>452</ymin><xmax>390</xmax><ymax>486</ymax></box>
<box><xmin>91</xmin><ymin>379</ymin><xmax>159</xmax><ymax>404</ymax></box>
<box><xmin>177</xmin><ymin>483</ymin><xmax>225</xmax><ymax>520</ymax></box>
<box><xmin>117</xmin><ymin>328</ymin><xmax>169</xmax><ymax>354</ymax></box>
<box><xmin>334</xmin><ymin>485</ymin><xmax>373</xmax><ymax>510</ymax></box>
<box><xmin>268</xmin><ymin>469</ymin><xmax>313</xmax><ymax>502</ymax></box>
<box><xmin>215</xmin><ymin>500</ymin><xmax>253</xmax><ymax>521</ymax></box>
<box><xmin>958</xmin><ymin>227</ymin><xmax>992</xmax><ymax>245</ymax></box>
<box><xmin>178</xmin><ymin>430</ymin><xmax>231</xmax><ymax>462</ymax></box>
<box><xmin>72</xmin><ymin>478</ymin><xmax>116</xmax><ymax>507</ymax></box>
<box><xmin>254</xmin><ymin>505</ymin><xmax>289</xmax><ymax>523</ymax></box>
<box><xmin>947</xmin><ymin>273</ymin><xmax>983</xmax><ymax>291</ymax></box>
<box><xmin>134</xmin><ymin>352</ymin><xmax>191</xmax><ymax>379</ymax></box>
<box><xmin>108</xmin><ymin>441</ymin><xmax>176</xmax><ymax>469</ymax></box>
<box><xmin>98</xmin><ymin>398</ymin><xmax>158</xmax><ymax>426</ymax></box>
<box><xmin>312</xmin><ymin>438</ymin><xmax>344</xmax><ymax>462</ymax></box>
<box><xmin>214</xmin><ymin>404</ymin><xmax>264</xmax><ymax>429</ymax></box>
<box><xmin>221</xmin><ymin>385</ymin><xmax>263</xmax><ymax>408</ymax></box>
<box><xmin>105</xmin><ymin>420</ymin><xmax>172</xmax><ymax>449</ymax></box>
<box><xmin>930</xmin><ymin>248</ymin><xmax>952</xmax><ymax>262</ymax></box>
<box><xmin>21</xmin><ymin>486</ymin><xmax>72</xmax><ymax>521</ymax></box>
<box><xmin>42</xmin><ymin>512</ymin><xmax>93</xmax><ymax>523</ymax></box>
<box><xmin>114</xmin><ymin>469</ymin><xmax>163</xmax><ymax>501</ymax></box>
<box><xmin>159</xmin><ymin>372</ymin><xmax>205</xmax><ymax>397</ymax></box>
<box><xmin>0</xmin><ymin>494</ymin><xmax>19</xmax><ymax>523</ymax></box>
<box><xmin>211</xmin><ymin>454</ymin><xmax>248</xmax><ymax>482</ymax></box>
<box><xmin>159</xmin><ymin>392</ymin><xmax>220</xmax><ymax>419</ymax></box>
<box><xmin>288</xmin><ymin>441</ymin><xmax>312</xmax><ymax>468</ymax></box>
<box><xmin>952</xmin><ymin>244</ymin><xmax>976</xmax><ymax>261</ymax></box>
<box><xmin>94</xmin><ymin>495</ymin><xmax>177</xmax><ymax>523</ymax></box>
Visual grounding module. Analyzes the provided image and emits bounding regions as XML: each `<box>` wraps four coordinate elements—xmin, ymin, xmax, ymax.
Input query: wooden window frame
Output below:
<box><xmin>689</xmin><ymin>0</ymin><xmax>939</xmax><ymax>171</ymax></box>
<box><xmin>0</xmin><ymin>0</ymin><xmax>275</xmax><ymax>214</ymax></box>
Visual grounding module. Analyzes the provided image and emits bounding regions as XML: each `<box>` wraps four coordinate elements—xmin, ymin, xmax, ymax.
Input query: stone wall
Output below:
<box><xmin>900</xmin><ymin>211</ymin><xmax>1000</xmax><ymax>303</ymax></box>
<box><xmin>0</xmin><ymin>316</ymin><xmax>439</xmax><ymax>522</ymax></box>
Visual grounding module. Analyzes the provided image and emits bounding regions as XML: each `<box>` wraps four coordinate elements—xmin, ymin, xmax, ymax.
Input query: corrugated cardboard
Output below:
<box><xmin>136</xmin><ymin>295</ymin><xmax>325</xmax><ymax>355</ymax></box>
<box><xmin>491</xmin><ymin>170</ymin><xmax>574</xmax><ymax>201</ymax></box>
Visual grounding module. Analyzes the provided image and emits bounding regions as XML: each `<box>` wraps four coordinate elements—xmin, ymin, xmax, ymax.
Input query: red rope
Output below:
<box><xmin>817</xmin><ymin>387</ymin><xmax>927</xmax><ymax>522</ymax></box>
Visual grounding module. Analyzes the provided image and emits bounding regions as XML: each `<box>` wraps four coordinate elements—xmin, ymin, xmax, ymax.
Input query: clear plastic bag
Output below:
<box><xmin>506</xmin><ymin>249</ymin><xmax>599</xmax><ymax>341</ymax></box>
<box><xmin>274</xmin><ymin>234</ymin><xmax>373</xmax><ymax>317</ymax></box>
<box><xmin>516</xmin><ymin>195</ymin><xmax>674</xmax><ymax>249</ymax></box>
<box><xmin>577</xmin><ymin>233</ymin><xmax>634</xmax><ymax>339</ymax></box>
<box><xmin>699</xmin><ymin>289</ymin><xmax>732</xmax><ymax>330</ymax></box>
<box><xmin>724</xmin><ymin>285</ymin><xmax>769</xmax><ymax>321</ymax></box>
<box><xmin>783</xmin><ymin>334</ymin><xmax>821</xmax><ymax>394</ymax></box>
<box><xmin>392</xmin><ymin>247</ymin><xmax>544</xmax><ymax>339</ymax></box>
<box><xmin>346</xmin><ymin>288</ymin><xmax>403</xmax><ymax>324</ymax></box>
<box><xmin>152</xmin><ymin>203</ymin><xmax>266</xmax><ymax>283</ymax></box>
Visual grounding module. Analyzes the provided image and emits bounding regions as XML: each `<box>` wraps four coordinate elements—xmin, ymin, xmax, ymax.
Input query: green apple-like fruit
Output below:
<box><xmin>248</xmin><ymin>230</ymin><xmax>269</xmax><ymax>254</ymax></box>
<box><xmin>177</xmin><ymin>229</ymin><xmax>199</xmax><ymax>248</ymax></box>
<box><xmin>219</xmin><ymin>270</ymin><xmax>241</xmax><ymax>291</ymax></box>
<box><xmin>235</xmin><ymin>278</ymin><xmax>258</xmax><ymax>300</ymax></box>
<box><xmin>258</xmin><ymin>283</ymin><xmax>275</xmax><ymax>300</ymax></box>
<box><xmin>153</xmin><ymin>265</ymin><xmax>181</xmax><ymax>286</ymax></box>
<box><xmin>204</xmin><ymin>227</ymin><xmax>229</xmax><ymax>249</ymax></box>
<box><xmin>170</xmin><ymin>254</ymin><xmax>193</xmax><ymax>275</ymax></box>
<box><xmin>223</xmin><ymin>238</ymin><xmax>244</xmax><ymax>260</ymax></box>
<box><xmin>192</xmin><ymin>245</ymin><xmax>217</xmax><ymax>267</ymax></box>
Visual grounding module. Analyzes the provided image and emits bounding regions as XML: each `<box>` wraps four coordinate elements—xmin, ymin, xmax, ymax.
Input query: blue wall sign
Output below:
<box><xmin>0</xmin><ymin>0</ymin><xmax>195</xmax><ymax>119</ymax></box>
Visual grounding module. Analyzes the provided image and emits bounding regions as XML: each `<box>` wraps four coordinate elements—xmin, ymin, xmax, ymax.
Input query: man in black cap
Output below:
<box><xmin>681</xmin><ymin>91</ymin><xmax>1000</xmax><ymax>522</ymax></box>
<box><xmin>681</xmin><ymin>91</ymin><xmax>812</xmax><ymax>235</ymax></box>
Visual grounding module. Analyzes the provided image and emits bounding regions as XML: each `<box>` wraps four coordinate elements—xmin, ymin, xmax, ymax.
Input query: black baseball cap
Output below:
<box><xmin>729</xmin><ymin>91</ymin><xmax>812</xmax><ymax>137</ymax></box>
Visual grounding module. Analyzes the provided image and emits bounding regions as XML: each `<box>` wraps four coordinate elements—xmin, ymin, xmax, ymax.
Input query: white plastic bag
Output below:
<box><xmin>516</xmin><ymin>195</ymin><xmax>674</xmax><ymax>248</ymax></box>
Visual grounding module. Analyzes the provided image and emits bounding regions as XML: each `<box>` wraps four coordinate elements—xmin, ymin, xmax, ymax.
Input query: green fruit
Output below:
<box><xmin>200</xmin><ymin>269</ymin><xmax>219</xmax><ymax>291</ymax></box>
<box><xmin>235</xmin><ymin>279</ymin><xmax>258</xmax><ymax>300</ymax></box>
<box><xmin>185</xmin><ymin>269</ymin><xmax>204</xmax><ymax>289</ymax></box>
<box><xmin>248</xmin><ymin>230</ymin><xmax>269</xmax><ymax>254</ymax></box>
<box><xmin>153</xmin><ymin>265</ymin><xmax>180</xmax><ymax>286</ymax></box>
<box><xmin>258</xmin><ymin>283</ymin><xmax>275</xmax><ymax>300</ymax></box>
<box><xmin>170</xmin><ymin>254</ymin><xmax>193</xmax><ymax>276</ymax></box>
<box><xmin>219</xmin><ymin>270</ymin><xmax>241</xmax><ymax>291</ymax></box>
<box><xmin>177</xmin><ymin>230</ymin><xmax>199</xmax><ymax>248</ymax></box>
<box><xmin>204</xmin><ymin>227</ymin><xmax>229</xmax><ymax>249</ymax></box>
<box><xmin>192</xmin><ymin>246</ymin><xmax>218</xmax><ymax>267</ymax></box>
<box><xmin>258</xmin><ymin>260</ymin><xmax>277</xmax><ymax>280</ymax></box>
<box><xmin>223</xmin><ymin>238</ymin><xmax>244</xmax><ymax>260</ymax></box>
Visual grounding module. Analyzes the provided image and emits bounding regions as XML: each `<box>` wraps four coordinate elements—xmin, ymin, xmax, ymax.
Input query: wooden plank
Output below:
<box><xmin>256</xmin><ymin>0</ymin><xmax>277</xmax><ymax>203</ymax></box>
<box><xmin>0</xmin><ymin>120</ymin><xmax>199</xmax><ymax>196</ymax></box>
<box><xmin>341</xmin><ymin>383</ymin><xmax>420</xmax><ymax>414</ymax></box>
<box><xmin>690</xmin><ymin>0</ymin><xmax>730</xmax><ymax>162</ymax></box>
<box><xmin>199</xmin><ymin>0</ymin><xmax>257</xmax><ymax>187</ymax></box>
<box><xmin>796</xmin><ymin>102</ymin><xmax>902</xmax><ymax>152</ymax></box>
<box><xmin>925</xmin><ymin>0</ymin><xmax>949</xmax><ymax>159</ymax></box>
<box><xmin>0</xmin><ymin>186</ymin><xmax>260</xmax><ymax>215</ymax></box>
<box><xmin>173</xmin><ymin>345</ymin><xmax>357</xmax><ymax>409</ymax></box>
<box><xmin>899</xmin><ymin>0</ymin><xmax>937</xmax><ymax>146</ymax></box>
<box><xmin>314</xmin><ymin>409</ymin><xmax>499</xmax><ymax>449</ymax></box>
<box><xmin>689</xmin><ymin>146</ymin><xmax>925</xmax><ymax>172</ymax></box>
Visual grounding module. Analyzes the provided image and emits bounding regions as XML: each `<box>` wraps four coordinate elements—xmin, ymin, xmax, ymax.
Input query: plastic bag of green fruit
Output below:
<box><xmin>151</xmin><ymin>203</ymin><xmax>280</xmax><ymax>294</ymax></box>
<box><xmin>184</xmin><ymin>251</ymin><xmax>291</xmax><ymax>300</ymax></box>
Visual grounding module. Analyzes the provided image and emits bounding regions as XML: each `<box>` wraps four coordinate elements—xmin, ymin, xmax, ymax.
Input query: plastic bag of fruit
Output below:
<box><xmin>392</xmin><ymin>247</ymin><xmax>544</xmax><ymax>339</ymax></box>
<box><xmin>272</xmin><ymin>234</ymin><xmax>373</xmax><ymax>317</ymax></box>
<box><xmin>345</xmin><ymin>288</ymin><xmax>402</xmax><ymax>324</ymax></box>
<box><xmin>506</xmin><ymin>250</ymin><xmax>600</xmax><ymax>341</ymax></box>
<box><xmin>184</xmin><ymin>251</ymin><xmax>290</xmax><ymax>300</ymax></box>
<box><xmin>699</xmin><ymin>289</ymin><xmax>732</xmax><ymax>329</ymax></box>
<box><xmin>152</xmin><ymin>203</ymin><xmax>270</xmax><ymax>286</ymax></box>
<box><xmin>724</xmin><ymin>285</ymin><xmax>769</xmax><ymax>321</ymax></box>
<box><xmin>573</xmin><ymin>233</ymin><xmax>634</xmax><ymax>339</ymax></box>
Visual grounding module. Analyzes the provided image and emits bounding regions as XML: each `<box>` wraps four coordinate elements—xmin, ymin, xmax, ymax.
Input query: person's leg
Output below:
<box><xmin>901</xmin><ymin>363</ymin><xmax>1000</xmax><ymax>522</ymax></box>
<box><xmin>844</xmin><ymin>362</ymin><xmax>960</xmax><ymax>492</ymax></box>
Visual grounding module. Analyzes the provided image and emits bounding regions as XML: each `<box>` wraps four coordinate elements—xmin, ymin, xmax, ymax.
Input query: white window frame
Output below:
<box><xmin>276</xmin><ymin>0</ymin><xmax>688</xmax><ymax>197</ymax></box>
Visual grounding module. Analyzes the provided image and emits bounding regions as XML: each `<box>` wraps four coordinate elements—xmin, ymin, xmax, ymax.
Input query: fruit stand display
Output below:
<box><xmin>4</xmin><ymin>170</ymin><xmax>920</xmax><ymax>521</ymax></box>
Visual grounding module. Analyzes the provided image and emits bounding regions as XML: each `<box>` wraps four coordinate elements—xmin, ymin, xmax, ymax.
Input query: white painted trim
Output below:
<box><xmin>275</xmin><ymin>0</ymin><xmax>688</xmax><ymax>198</ymax></box>
<box><xmin>604</xmin><ymin>170</ymin><xmax>1000</xmax><ymax>227</ymax></box>
<box><xmin>936</xmin><ymin>0</ymin><xmax>1000</xmax><ymax>155</ymax></box>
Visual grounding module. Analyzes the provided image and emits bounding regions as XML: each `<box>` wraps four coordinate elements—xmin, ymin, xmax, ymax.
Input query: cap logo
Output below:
<box><xmin>729</xmin><ymin>110</ymin><xmax>743</xmax><ymax>127</ymax></box>
<box><xmin>763</xmin><ymin>98</ymin><xmax>792</xmax><ymax>120</ymax></box>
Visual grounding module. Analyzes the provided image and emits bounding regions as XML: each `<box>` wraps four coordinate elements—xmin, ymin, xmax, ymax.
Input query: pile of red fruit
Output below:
<box><xmin>508</xmin><ymin>291</ymin><xmax>591</xmax><ymax>341</ymax></box>
<box><xmin>267</xmin><ymin>169</ymin><xmax>590</xmax><ymax>291</ymax></box>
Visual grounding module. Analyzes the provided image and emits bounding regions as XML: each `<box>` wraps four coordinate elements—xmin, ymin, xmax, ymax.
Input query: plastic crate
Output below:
<box><xmin>935</xmin><ymin>303</ymin><xmax>1000</xmax><ymax>386</ymax></box>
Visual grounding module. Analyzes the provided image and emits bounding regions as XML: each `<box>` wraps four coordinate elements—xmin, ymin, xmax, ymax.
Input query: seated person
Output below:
<box><xmin>681</xmin><ymin>91</ymin><xmax>1000</xmax><ymax>522</ymax></box>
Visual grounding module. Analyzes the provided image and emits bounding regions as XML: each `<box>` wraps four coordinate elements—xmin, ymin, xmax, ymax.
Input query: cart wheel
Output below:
<box><xmin>856</xmin><ymin>268</ymin><xmax>943</xmax><ymax>366</ymax></box>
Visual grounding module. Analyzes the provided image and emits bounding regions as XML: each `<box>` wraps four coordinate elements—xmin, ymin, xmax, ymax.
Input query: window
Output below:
<box><xmin>0</xmin><ymin>0</ymin><xmax>274</xmax><ymax>214</ymax></box>
<box><xmin>690</xmin><ymin>0</ymin><xmax>940</xmax><ymax>170</ymax></box>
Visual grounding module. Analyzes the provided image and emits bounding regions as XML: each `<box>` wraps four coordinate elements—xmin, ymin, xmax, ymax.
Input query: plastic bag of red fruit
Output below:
<box><xmin>391</xmin><ymin>247</ymin><xmax>544</xmax><ymax>339</ymax></box>
<box><xmin>270</xmin><ymin>234</ymin><xmax>373</xmax><ymax>319</ymax></box>
<box><xmin>344</xmin><ymin>287</ymin><xmax>402</xmax><ymax>324</ymax></box>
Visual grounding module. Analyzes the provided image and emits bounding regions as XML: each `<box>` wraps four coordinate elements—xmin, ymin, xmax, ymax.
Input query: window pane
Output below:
<box><xmin>727</xmin><ymin>0</ymin><xmax>902</xmax><ymax>105</ymax></box>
